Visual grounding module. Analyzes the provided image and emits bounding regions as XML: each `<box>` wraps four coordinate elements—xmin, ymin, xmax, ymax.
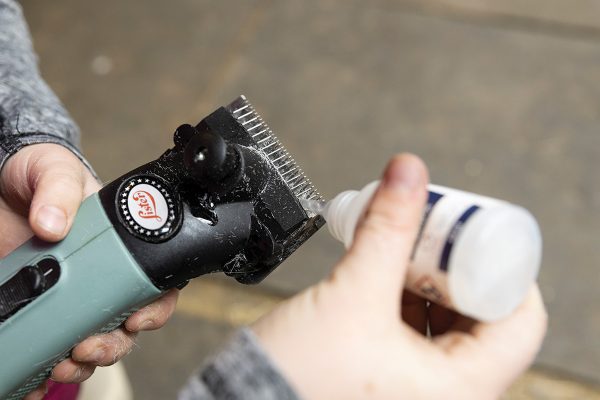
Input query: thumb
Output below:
<box><xmin>337</xmin><ymin>154</ymin><xmax>428</xmax><ymax>306</ymax></box>
<box><xmin>28</xmin><ymin>153</ymin><xmax>86</xmax><ymax>242</ymax></box>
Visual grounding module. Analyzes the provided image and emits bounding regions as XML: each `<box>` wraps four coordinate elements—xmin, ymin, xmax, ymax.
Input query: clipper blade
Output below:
<box><xmin>225</xmin><ymin>96</ymin><xmax>324</xmax><ymax>203</ymax></box>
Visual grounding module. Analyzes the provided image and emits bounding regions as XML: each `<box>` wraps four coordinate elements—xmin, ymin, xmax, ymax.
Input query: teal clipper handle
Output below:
<box><xmin>0</xmin><ymin>194</ymin><xmax>162</xmax><ymax>399</ymax></box>
<box><xmin>0</xmin><ymin>96</ymin><xmax>324</xmax><ymax>399</ymax></box>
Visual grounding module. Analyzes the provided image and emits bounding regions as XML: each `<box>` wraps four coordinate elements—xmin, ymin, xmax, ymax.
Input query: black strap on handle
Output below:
<box><xmin>0</xmin><ymin>259</ymin><xmax>60</xmax><ymax>323</ymax></box>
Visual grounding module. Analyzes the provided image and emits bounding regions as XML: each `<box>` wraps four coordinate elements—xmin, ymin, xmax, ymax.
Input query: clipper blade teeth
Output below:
<box><xmin>226</xmin><ymin>96</ymin><xmax>323</xmax><ymax>202</ymax></box>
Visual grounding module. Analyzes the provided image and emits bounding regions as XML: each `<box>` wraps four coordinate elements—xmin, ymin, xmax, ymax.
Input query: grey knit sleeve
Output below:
<box><xmin>0</xmin><ymin>0</ymin><xmax>92</xmax><ymax>173</ymax></box>
<box><xmin>179</xmin><ymin>328</ymin><xmax>301</xmax><ymax>400</ymax></box>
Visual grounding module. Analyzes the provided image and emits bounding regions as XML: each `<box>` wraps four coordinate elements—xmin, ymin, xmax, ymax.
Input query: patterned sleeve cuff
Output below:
<box><xmin>179</xmin><ymin>328</ymin><xmax>300</xmax><ymax>400</ymax></box>
<box><xmin>0</xmin><ymin>132</ymin><xmax>99</xmax><ymax>181</ymax></box>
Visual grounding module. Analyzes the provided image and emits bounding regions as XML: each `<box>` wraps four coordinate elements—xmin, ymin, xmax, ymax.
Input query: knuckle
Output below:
<box><xmin>99</xmin><ymin>330</ymin><xmax>137</xmax><ymax>365</ymax></box>
<box><xmin>32</xmin><ymin>152</ymin><xmax>83</xmax><ymax>183</ymax></box>
<box><xmin>143</xmin><ymin>293</ymin><xmax>177</xmax><ymax>325</ymax></box>
<box><xmin>141</xmin><ymin>301</ymin><xmax>163</xmax><ymax>321</ymax></box>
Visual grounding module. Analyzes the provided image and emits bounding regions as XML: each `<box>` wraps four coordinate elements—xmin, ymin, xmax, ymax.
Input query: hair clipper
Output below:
<box><xmin>0</xmin><ymin>96</ymin><xmax>324</xmax><ymax>399</ymax></box>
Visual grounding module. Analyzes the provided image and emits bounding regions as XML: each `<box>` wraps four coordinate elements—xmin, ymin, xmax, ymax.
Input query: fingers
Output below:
<box><xmin>338</xmin><ymin>154</ymin><xmax>428</xmax><ymax>307</ymax></box>
<box><xmin>23</xmin><ymin>381</ymin><xmax>47</xmax><ymax>400</ymax></box>
<box><xmin>28</xmin><ymin>152</ymin><xmax>101</xmax><ymax>240</ymax></box>
<box><xmin>69</xmin><ymin>291</ymin><xmax>177</xmax><ymax>370</ymax></box>
<box><xmin>0</xmin><ymin>144</ymin><xmax>98</xmax><ymax>242</ymax></box>
<box><xmin>434</xmin><ymin>286</ymin><xmax>547</xmax><ymax>391</ymax></box>
<box><xmin>51</xmin><ymin>358</ymin><xmax>96</xmax><ymax>383</ymax></box>
<box><xmin>71</xmin><ymin>328</ymin><xmax>138</xmax><ymax>367</ymax></box>
<box><xmin>28</xmin><ymin>153</ymin><xmax>86</xmax><ymax>241</ymax></box>
<box><xmin>125</xmin><ymin>289</ymin><xmax>179</xmax><ymax>332</ymax></box>
<box><xmin>65</xmin><ymin>290</ymin><xmax>177</xmax><ymax>386</ymax></box>
<box><xmin>470</xmin><ymin>286</ymin><xmax>547</xmax><ymax>366</ymax></box>
<box><xmin>63</xmin><ymin>291</ymin><xmax>176</xmax><ymax>376</ymax></box>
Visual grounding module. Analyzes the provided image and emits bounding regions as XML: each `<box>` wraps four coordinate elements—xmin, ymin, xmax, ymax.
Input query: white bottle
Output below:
<box><xmin>322</xmin><ymin>181</ymin><xmax>542</xmax><ymax>322</ymax></box>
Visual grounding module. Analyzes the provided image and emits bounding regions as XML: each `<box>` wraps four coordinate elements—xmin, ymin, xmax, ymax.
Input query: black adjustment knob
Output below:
<box><xmin>173</xmin><ymin>124</ymin><xmax>197</xmax><ymax>149</ymax></box>
<box><xmin>183</xmin><ymin>129</ymin><xmax>244</xmax><ymax>192</ymax></box>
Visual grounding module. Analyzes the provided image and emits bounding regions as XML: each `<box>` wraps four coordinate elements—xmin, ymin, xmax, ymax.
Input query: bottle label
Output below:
<box><xmin>406</xmin><ymin>186</ymin><xmax>503</xmax><ymax>307</ymax></box>
<box><xmin>411</xmin><ymin>191</ymin><xmax>443</xmax><ymax>260</ymax></box>
<box><xmin>439</xmin><ymin>205</ymin><xmax>480</xmax><ymax>272</ymax></box>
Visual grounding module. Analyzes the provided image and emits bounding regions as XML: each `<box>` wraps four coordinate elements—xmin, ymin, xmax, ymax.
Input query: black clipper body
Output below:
<box><xmin>101</xmin><ymin>95</ymin><xmax>324</xmax><ymax>288</ymax></box>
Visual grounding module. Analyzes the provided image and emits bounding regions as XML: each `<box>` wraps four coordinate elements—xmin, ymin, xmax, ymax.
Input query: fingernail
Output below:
<box><xmin>36</xmin><ymin>205</ymin><xmax>67</xmax><ymax>235</ymax></box>
<box><xmin>384</xmin><ymin>157</ymin><xmax>423</xmax><ymax>193</ymax></box>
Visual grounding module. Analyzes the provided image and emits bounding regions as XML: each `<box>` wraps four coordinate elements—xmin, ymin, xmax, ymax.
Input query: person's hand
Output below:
<box><xmin>253</xmin><ymin>154</ymin><xmax>547</xmax><ymax>400</ymax></box>
<box><xmin>0</xmin><ymin>144</ymin><xmax>179</xmax><ymax>400</ymax></box>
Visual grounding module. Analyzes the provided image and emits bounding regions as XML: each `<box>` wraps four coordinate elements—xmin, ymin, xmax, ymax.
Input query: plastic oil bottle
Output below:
<box><xmin>315</xmin><ymin>181</ymin><xmax>542</xmax><ymax>322</ymax></box>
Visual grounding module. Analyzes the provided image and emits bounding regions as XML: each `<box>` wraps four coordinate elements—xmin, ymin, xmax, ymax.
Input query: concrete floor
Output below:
<box><xmin>18</xmin><ymin>0</ymin><xmax>600</xmax><ymax>398</ymax></box>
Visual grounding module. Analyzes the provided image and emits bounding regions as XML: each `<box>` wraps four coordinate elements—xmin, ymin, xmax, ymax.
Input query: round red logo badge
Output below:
<box><xmin>117</xmin><ymin>175</ymin><xmax>180</xmax><ymax>242</ymax></box>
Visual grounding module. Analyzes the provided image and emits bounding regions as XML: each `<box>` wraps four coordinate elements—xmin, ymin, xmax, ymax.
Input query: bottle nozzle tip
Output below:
<box><xmin>300</xmin><ymin>199</ymin><xmax>328</xmax><ymax>217</ymax></box>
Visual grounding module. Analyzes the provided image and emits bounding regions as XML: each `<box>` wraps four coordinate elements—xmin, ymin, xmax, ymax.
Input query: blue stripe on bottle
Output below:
<box><xmin>411</xmin><ymin>191</ymin><xmax>444</xmax><ymax>260</ymax></box>
<box><xmin>439</xmin><ymin>205</ymin><xmax>480</xmax><ymax>272</ymax></box>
